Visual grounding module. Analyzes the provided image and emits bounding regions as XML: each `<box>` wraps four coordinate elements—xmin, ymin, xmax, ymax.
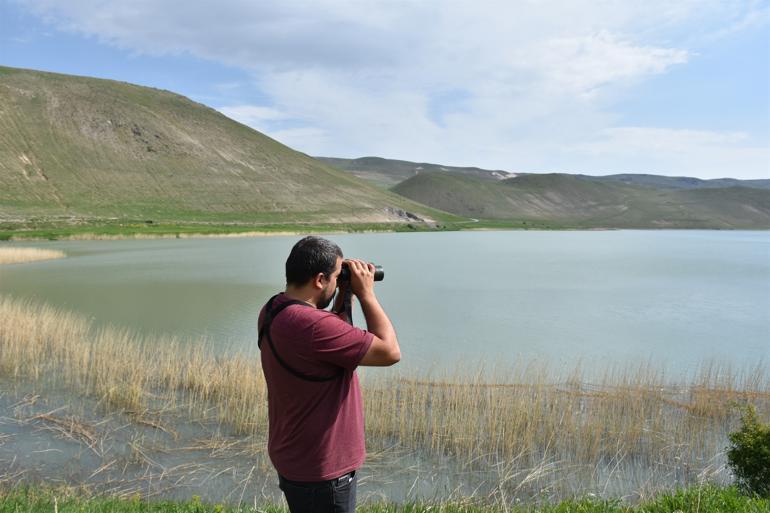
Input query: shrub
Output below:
<box><xmin>727</xmin><ymin>405</ymin><xmax>770</xmax><ymax>497</ymax></box>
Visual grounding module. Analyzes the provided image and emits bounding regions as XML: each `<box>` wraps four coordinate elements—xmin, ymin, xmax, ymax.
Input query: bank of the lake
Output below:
<box><xmin>0</xmin><ymin>221</ymin><xmax>418</xmax><ymax>241</ymax></box>
<box><xmin>2</xmin><ymin>485</ymin><xmax>768</xmax><ymax>513</ymax></box>
<box><xmin>0</xmin><ymin>218</ymin><xmax>589</xmax><ymax>241</ymax></box>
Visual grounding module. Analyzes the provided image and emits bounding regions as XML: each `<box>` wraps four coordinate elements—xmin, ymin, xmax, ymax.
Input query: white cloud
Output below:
<box><xmin>217</xmin><ymin>105</ymin><xmax>290</xmax><ymax>127</ymax></box>
<box><xmin>16</xmin><ymin>0</ymin><xmax>770</xmax><ymax>178</ymax></box>
<box><xmin>578</xmin><ymin>127</ymin><xmax>750</xmax><ymax>154</ymax></box>
<box><xmin>570</xmin><ymin>128</ymin><xmax>769</xmax><ymax>179</ymax></box>
<box><xmin>534</xmin><ymin>32</ymin><xmax>689</xmax><ymax>98</ymax></box>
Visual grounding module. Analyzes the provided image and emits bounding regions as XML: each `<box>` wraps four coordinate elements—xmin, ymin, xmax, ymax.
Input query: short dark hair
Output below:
<box><xmin>285</xmin><ymin>236</ymin><xmax>343</xmax><ymax>286</ymax></box>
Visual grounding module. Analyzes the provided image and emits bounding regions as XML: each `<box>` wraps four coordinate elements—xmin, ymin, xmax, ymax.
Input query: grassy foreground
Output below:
<box><xmin>1</xmin><ymin>485</ymin><xmax>769</xmax><ymax>512</ymax></box>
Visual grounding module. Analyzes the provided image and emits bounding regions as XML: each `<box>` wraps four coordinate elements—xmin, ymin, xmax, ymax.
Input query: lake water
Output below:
<box><xmin>1</xmin><ymin>230</ymin><xmax>768</xmax><ymax>376</ymax></box>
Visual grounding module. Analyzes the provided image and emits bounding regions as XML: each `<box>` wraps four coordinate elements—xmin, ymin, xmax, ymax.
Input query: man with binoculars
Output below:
<box><xmin>258</xmin><ymin>236</ymin><xmax>400</xmax><ymax>513</ymax></box>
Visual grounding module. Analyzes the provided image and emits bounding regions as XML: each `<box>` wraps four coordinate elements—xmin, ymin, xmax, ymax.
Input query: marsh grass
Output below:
<box><xmin>0</xmin><ymin>295</ymin><xmax>768</xmax><ymax>499</ymax></box>
<box><xmin>0</xmin><ymin>247</ymin><xmax>66</xmax><ymax>264</ymax></box>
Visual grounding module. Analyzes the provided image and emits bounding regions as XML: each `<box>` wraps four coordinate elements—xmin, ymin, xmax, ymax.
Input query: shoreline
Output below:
<box><xmin>2</xmin><ymin>223</ymin><xmax>768</xmax><ymax>242</ymax></box>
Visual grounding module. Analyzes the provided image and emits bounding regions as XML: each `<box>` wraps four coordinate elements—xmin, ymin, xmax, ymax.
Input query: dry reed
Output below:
<box><xmin>0</xmin><ymin>294</ymin><xmax>767</xmax><ymax>494</ymax></box>
<box><xmin>0</xmin><ymin>247</ymin><xmax>66</xmax><ymax>264</ymax></box>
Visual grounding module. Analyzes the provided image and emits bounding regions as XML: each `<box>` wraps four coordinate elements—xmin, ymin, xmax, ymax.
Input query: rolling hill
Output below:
<box><xmin>391</xmin><ymin>172</ymin><xmax>770</xmax><ymax>229</ymax></box>
<box><xmin>0</xmin><ymin>66</ymin><xmax>449</xmax><ymax>229</ymax></box>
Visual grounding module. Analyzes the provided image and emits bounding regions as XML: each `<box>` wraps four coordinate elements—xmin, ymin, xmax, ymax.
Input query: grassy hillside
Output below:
<box><xmin>0</xmin><ymin>66</ymin><xmax>455</xmax><ymax>232</ymax></box>
<box><xmin>393</xmin><ymin>172</ymin><xmax>770</xmax><ymax>229</ymax></box>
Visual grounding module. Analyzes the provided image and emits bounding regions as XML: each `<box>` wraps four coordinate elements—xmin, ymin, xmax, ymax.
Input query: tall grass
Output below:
<box><xmin>0</xmin><ymin>295</ymin><xmax>268</xmax><ymax>433</ymax></box>
<box><xmin>0</xmin><ymin>295</ymin><xmax>767</xmax><ymax>497</ymax></box>
<box><xmin>0</xmin><ymin>247</ymin><xmax>66</xmax><ymax>264</ymax></box>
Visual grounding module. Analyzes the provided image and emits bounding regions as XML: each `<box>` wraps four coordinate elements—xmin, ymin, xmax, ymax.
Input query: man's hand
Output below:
<box><xmin>345</xmin><ymin>259</ymin><xmax>376</xmax><ymax>301</ymax></box>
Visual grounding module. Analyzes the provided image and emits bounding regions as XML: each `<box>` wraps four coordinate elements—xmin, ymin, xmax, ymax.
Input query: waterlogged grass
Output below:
<box><xmin>0</xmin><ymin>247</ymin><xmax>65</xmax><ymax>264</ymax></box>
<box><xmin>1</xmin><ymin>485</ymin><xmax>769</xmax><ymax>512</ymax></box>
<box><xmin>0</xmin><ymin>296</ymin><xmax>768</xmax><ymax>500</ymax></box>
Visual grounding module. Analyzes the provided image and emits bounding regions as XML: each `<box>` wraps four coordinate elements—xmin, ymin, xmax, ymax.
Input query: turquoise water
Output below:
<box><xmin>1</xmin><ymin>230</ymin><xmax>768</xmax><ymax>375</ymax></box>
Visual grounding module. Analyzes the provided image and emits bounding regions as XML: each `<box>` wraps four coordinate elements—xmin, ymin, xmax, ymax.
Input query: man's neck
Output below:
<box><xmin>284</xmin><ymin>287</ymin><xmax>318</xmax><ymax>308</ymax></box>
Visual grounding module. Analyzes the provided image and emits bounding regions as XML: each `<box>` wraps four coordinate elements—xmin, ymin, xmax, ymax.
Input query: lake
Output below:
<box><xmin>1</xmin><ymin>230</ymin><xmax>768</xmax><ymax>377</ymax></box>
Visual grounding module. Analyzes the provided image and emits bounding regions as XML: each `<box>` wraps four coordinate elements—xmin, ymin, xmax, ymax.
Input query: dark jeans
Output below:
<box><xmin>278</xmin><ymin>471</ymin><xmax>357</xmax><ymax>513</ymax></box>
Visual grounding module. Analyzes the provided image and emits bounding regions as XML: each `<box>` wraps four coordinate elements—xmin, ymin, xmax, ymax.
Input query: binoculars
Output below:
<box><xmin>339</xmin><ymin>263</ymin><xmax>384</xmax><ymax>282</ymax></box>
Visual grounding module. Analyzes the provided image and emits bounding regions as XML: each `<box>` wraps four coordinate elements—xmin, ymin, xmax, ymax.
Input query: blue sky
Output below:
<box><xmin>1</xmin><ymin>0</ymin><xmax>768</xmax><ymax>179</ymax></box>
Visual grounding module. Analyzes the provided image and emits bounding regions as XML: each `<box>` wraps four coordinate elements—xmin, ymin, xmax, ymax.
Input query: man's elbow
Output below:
<box><xmin>361</xmin><ymin>335</ymin><xmax>401</xmax><ymax>366</ymax></box>
<box><xmin>386</xmin><ymin>340</ymin><xmax>401</xmax><ymax>365</ymax></box>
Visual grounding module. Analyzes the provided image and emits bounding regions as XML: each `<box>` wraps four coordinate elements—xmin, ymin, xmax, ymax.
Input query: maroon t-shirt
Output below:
<box><xmin>258</xmin><ymin>293</ymin><xmax>374</xmax><ymax>481</ymax></box>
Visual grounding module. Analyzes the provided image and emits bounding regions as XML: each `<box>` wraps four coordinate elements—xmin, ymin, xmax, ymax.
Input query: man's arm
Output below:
<box><xmin>346</xmin><ymin>259</ymin><xmax>400</xmax><ymax>366</ymax></box>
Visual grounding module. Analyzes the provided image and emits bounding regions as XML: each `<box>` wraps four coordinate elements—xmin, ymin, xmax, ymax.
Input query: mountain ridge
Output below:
<box><xmin>318</xmin><ymin>156</ymin><xmax>770</xmax><ymax>190</ymax></box>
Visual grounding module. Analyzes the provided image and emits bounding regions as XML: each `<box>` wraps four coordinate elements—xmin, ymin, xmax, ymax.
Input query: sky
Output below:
<box><xmin>1</xmin><ymin>0</ymin><xmax>768</xmax><ymax>180</ymax></box>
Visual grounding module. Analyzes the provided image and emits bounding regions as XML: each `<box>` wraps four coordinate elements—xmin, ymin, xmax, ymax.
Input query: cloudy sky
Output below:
<box><xmin>1</xmin><ymin>0</ymin><xmax>768</xmax><ymax>179</ymax></box>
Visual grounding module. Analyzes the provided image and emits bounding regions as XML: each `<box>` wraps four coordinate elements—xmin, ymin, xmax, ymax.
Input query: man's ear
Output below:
<box><xmin>311</xmin><ymin>272</ymin><xmax>326</xmax><ymax>290</ymax></box>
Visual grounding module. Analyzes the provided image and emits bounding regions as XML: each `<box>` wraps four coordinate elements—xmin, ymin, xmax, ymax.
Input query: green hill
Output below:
<box><xmin>392</xmin><ymin>172</ymin><xmax>770</xmax><ymax>229</ymax></box>
<box><xmin>0</xmin><ymin>66</ymin><xmax>451</xmax><ymax>232</ymax></box>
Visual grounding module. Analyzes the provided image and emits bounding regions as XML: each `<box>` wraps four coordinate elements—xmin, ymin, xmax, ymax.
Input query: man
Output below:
<box><xmin>258</xmin><ymin>236</ymin><xmax>400</xmax><ymax>513</ymax></box>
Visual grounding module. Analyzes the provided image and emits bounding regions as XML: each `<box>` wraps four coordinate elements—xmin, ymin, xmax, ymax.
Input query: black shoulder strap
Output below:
<box><xmin>259</xmin><ymin>295</ymin><xmax>344</xmax><ymax>382</ymax></box>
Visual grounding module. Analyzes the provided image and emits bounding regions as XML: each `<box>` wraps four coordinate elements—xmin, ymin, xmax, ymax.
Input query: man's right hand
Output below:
<box><xmin>345</xmin><ymin>259</ymin><xmax>376</xmax><ymax>301</ymax></box>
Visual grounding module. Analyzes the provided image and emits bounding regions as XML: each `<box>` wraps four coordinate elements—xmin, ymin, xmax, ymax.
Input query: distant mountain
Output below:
<box><xmin>316</xmin><ymin>156</ymin><xmax>515</xmax><ymax>188</ymax></box>
<box><xmin>391</xmin><ymin>172</ymin><xmax>770</xmax><ymax>229</ymax></box>
<box><xmin>321</xmin><ymin>156</ymin><xmax>770</xmax><ymax>229</ymax></box>
<box><xmin>577</xmin><ymin>174</ymin><xmax>770</xmax><ymax>190</ymax></box>
<box><xmin>319</xmin><ymin>156</ymin><xmax>769</xmax><ymax>191</ymax></box>
<box><xmin>0</xmin><ymin>66</ymin><xmax>445</xmax><ymax>227</ymax></box>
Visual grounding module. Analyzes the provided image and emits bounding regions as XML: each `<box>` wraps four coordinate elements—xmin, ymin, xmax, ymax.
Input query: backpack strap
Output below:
<box><xmin>259</xmin><ymin>294</ymin><xmax>344</xmax><ymax>382</ymax></box>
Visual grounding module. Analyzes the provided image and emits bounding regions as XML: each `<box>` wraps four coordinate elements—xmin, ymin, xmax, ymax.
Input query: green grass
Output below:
<box><xmin>1</xmin><ymin>485</ymin><xmax>768</xmax><ymax>513</ymax></box>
